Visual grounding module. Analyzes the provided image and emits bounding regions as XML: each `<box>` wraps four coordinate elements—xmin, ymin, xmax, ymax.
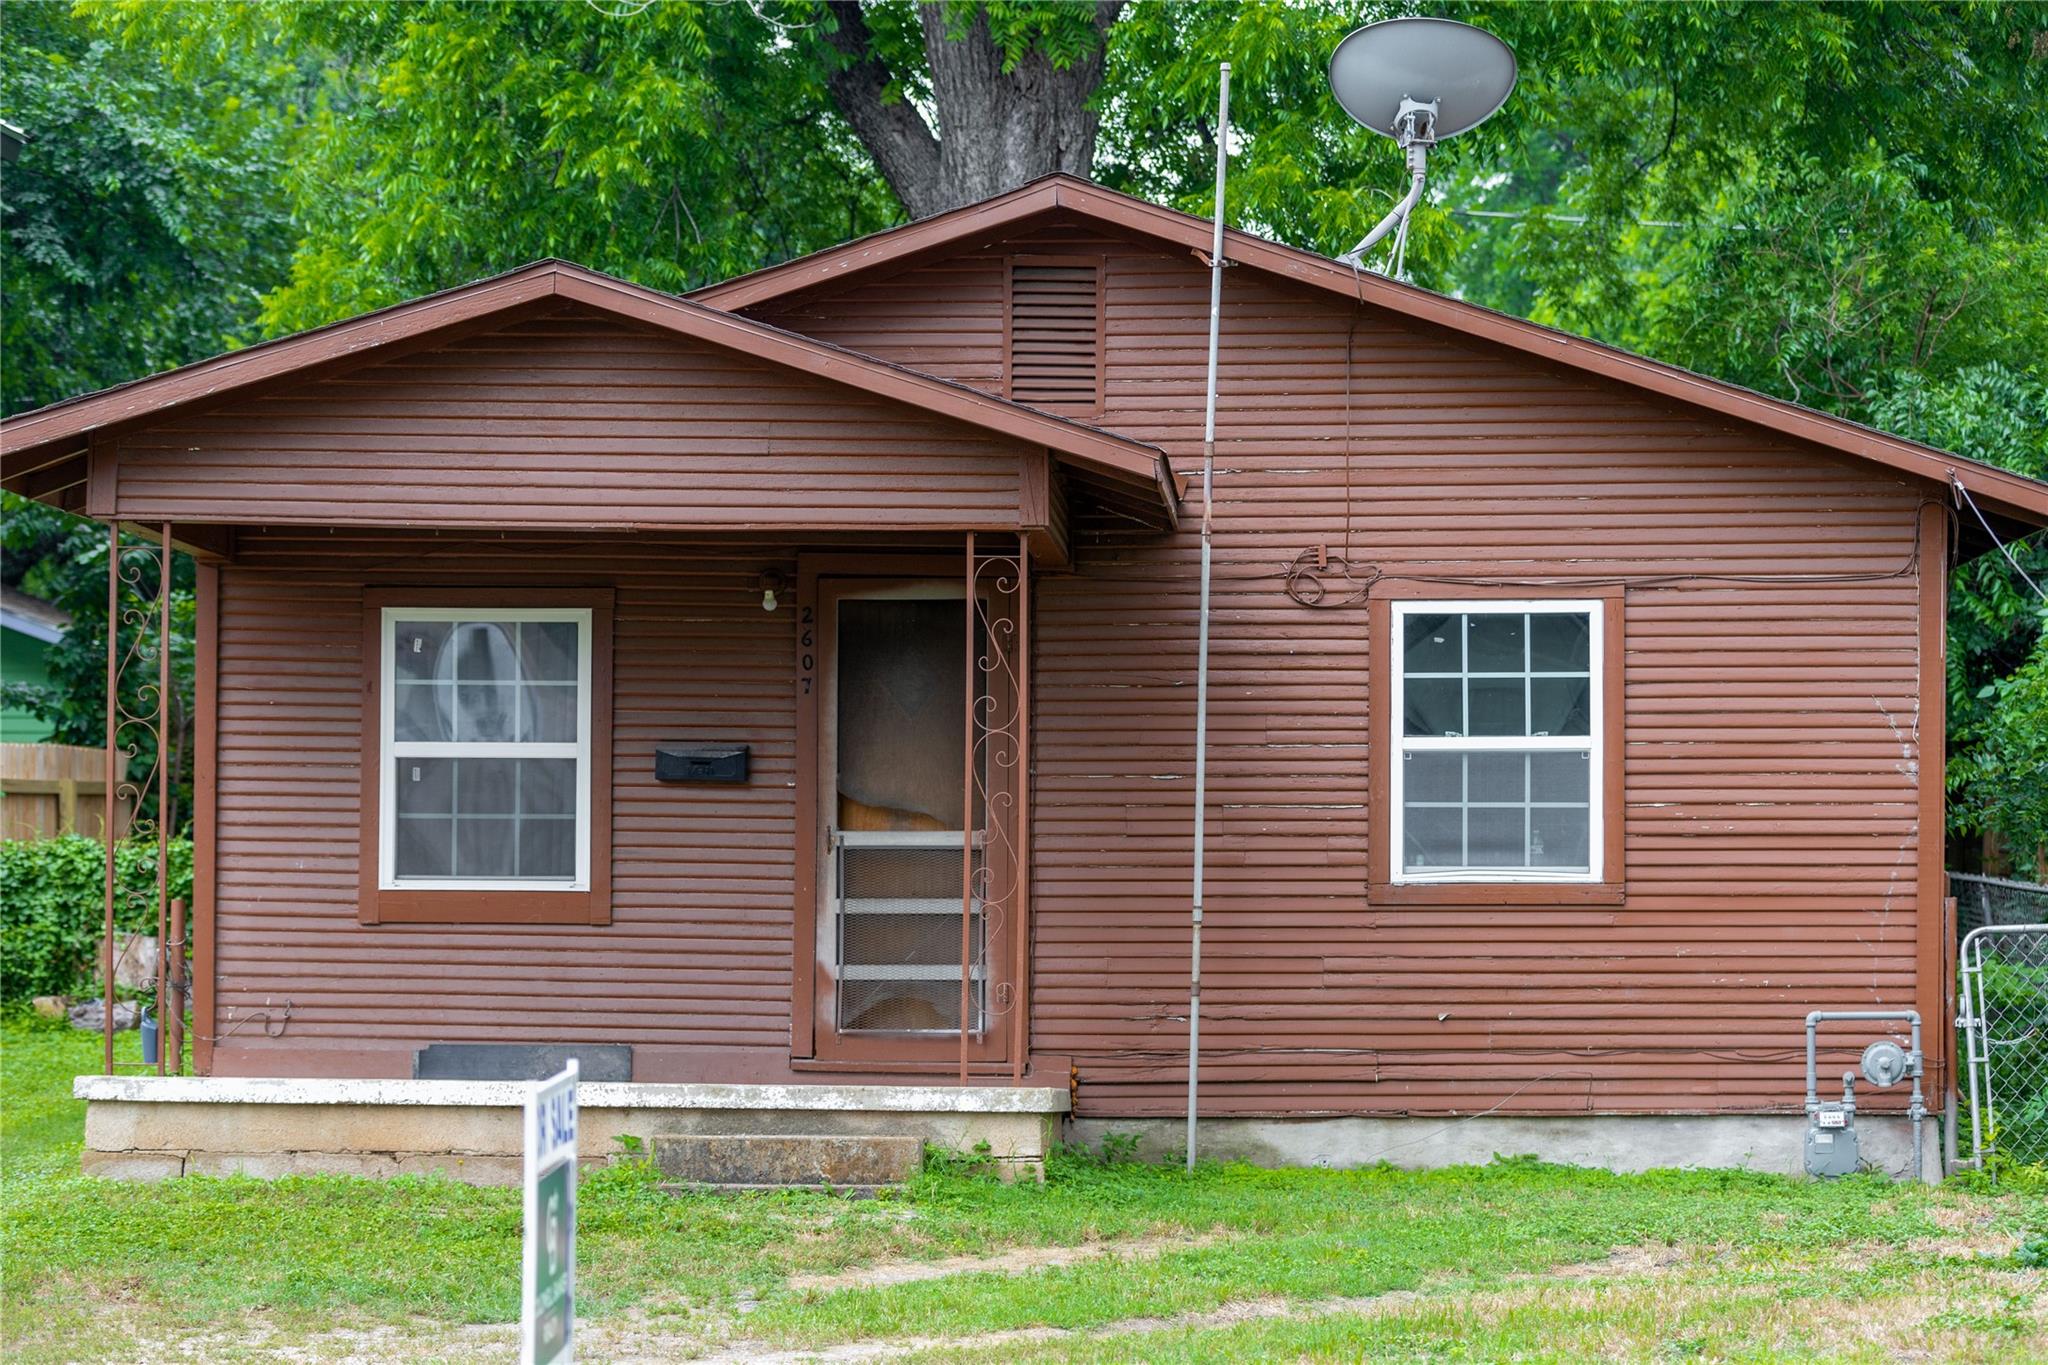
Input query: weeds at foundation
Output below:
<box><xmin>919</xmin><ymin>1140</ymin><xmax>1001</xmax><ymax>1181</ymax></box>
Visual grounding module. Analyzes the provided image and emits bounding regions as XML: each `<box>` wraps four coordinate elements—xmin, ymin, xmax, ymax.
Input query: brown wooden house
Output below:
<box><xmin>8</xmin><ymin>176</ymin><xmax>2047</xmax><ymax>1183</ymax></box>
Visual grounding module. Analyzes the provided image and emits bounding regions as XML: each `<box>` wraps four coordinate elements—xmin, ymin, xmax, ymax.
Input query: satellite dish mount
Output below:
<box><xmin>1328</xmin><ymin>18</ymin><xmax>1517</xmax><ymax>275</ymax></box>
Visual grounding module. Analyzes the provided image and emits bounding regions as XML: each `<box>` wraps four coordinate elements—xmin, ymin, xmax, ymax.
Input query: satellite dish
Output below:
<box><xmin>1327</xmin><ymin>17</ymin><xmax>1517</xmax><ymax>274</ymax></box>
<box><xmin>1330</xmin><ymin>17</ymin><xmax>1518</xmax><ymax>142</ymax></box>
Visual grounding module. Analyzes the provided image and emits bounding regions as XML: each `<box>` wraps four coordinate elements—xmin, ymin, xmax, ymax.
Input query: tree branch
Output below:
<box><xmin>820</xmin><ymin>0</ymin><xmax>944</xmax><ymax>218</ymax></box>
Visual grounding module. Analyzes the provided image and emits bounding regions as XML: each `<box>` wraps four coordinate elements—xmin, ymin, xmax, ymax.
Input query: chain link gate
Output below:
<box><xmin>1956</xmin><ymin>914</ymin><xmax>2048</xmax><ymax>1174</ymax></box>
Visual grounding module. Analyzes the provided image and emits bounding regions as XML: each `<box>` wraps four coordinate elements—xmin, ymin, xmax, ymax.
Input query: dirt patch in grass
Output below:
<box><xmin>785</xmin><ymin>1232</ymin><xmax>1228</xmax><ymax>1294</ymax></box>
<box><xmin>683</xmin><ymin>1242</ymin><xmax>1698</xmax><ymax>1362</ymax></box>
<box><xmin>1545</xmin><ymin>1243</ymin><xmax>1699</xmax><ymax>1277</ymax></box>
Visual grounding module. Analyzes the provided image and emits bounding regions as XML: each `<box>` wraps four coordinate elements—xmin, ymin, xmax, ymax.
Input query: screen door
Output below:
<box><xmin>823</xmin><ymin>585</ymin><xmax>988</xmax><ymax>1042</ymax></box>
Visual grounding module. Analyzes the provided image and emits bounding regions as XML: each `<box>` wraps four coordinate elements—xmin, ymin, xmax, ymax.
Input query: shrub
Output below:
<box><xmin>0</xmin><ymin>836</ymin><xmax>192</xmax><ymax>1001</ymax></box>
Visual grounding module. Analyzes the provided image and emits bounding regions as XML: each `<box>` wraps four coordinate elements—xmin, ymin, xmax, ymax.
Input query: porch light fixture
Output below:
<box><xmin>759</xmin><ymin>571</ymin><xmax>784</xmax><ymax>612</ymax></box>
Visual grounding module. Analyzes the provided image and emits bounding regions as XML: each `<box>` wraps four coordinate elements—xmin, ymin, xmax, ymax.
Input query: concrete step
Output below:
<box><xmin>650</xmin><ymin>1132</ymin><xmax>924</xmax><ymax>1190</ymax></box>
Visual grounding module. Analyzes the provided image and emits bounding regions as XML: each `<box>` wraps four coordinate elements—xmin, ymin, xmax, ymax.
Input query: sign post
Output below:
<box><xmin>521</xmin><ymin>1060</ymin><xmax>578</xmax><ymax>1365</ymax></box>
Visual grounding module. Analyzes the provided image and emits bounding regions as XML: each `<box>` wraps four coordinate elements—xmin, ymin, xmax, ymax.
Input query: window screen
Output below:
<box><xmin>1393</xmin><ymin>603</ymin><xmax>1600</xmax><ymax>880</ymax></box>
<box><xmin>383</xmin><ymin>613</ymin><xmax>588</xmax><ymax>888</ymax></box>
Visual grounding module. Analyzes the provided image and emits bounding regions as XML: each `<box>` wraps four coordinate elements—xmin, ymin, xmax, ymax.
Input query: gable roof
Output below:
<box><xmin>0</xmin><ymin>259</ymin><xmax>1177</xmax><ymax>529</ymax></box>
<box><xmin>696</xmin><ymin>173</ymin><xmax>2048</xmax><ymax>530</ymax></box>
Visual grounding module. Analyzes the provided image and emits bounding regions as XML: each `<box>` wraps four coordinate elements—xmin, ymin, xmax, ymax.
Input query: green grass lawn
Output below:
<box><xmin>3</xmin><ymin>1013</ymin><xmax>2043</xmax><ymax>1362</ymax></box>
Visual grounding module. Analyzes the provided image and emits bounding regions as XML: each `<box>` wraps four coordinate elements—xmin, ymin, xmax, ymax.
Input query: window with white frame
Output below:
<box><xmin>1391</xmin><ymin>601</ymin><xmax>1602</xmax><ymax>882</ymax></box>
<box><xmin>379</xmin><ymin>609</ymin><xmax>591</xmax><ymax>890</ymax></box>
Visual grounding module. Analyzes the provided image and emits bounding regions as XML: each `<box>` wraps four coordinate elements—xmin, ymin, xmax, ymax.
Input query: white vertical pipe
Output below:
<box><xmin>1187</xmin><ymin>61</ymin><xmax>1230</xmax><ymax>1174</ymax></box>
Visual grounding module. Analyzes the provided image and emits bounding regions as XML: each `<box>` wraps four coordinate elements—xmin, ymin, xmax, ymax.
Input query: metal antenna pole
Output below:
<box><xmin>1188</xmin><ymin>60</ymin><xmax>1230</xmax><ymax>1174</ymax></box>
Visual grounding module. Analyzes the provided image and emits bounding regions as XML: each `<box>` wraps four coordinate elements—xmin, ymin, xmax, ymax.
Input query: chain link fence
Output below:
<box><xmin>1953</xmin><ymin>872</ymin><xmax>2048</xmax><ymax>936</ymax></box>
<box><xmin>1954</xmin><ymin>877</ymin><xmax>2048</xmax><ymax>1172</ymax></box>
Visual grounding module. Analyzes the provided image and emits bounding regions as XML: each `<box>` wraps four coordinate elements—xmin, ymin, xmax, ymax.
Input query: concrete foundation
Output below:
<box><xmin>77</xmin><ymin>1075</ymin><xmax>1940</xmax><ymax>1186</ymax></box>
<box><xmin>652</xmin><ymin>1133</ymin><xmax>925</xmax><ymax>1190</ymax></box>
<box><xmin>1067</xmin><ymin>1113</ymin><xmax>1941</xmax><ymax>1182</ymax></box>
<box><xmin>75</xmin><ymin>1076</ymin><xmax>1067</xmax><ymax>1185</ymax></box>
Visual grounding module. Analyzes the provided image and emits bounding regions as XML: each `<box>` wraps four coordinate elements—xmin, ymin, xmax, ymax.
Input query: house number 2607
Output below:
<box><xmin>799</xmin><ymin>604</ymin><xmax>815</xmax><ymax>696</ymax></box>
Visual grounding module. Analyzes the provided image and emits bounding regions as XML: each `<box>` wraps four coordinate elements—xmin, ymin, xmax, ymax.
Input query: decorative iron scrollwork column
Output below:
<box><xmin>102</xmin><ymin>523</ymin><xmax>173</xmax><ymax>1075</ymax></box>
<box><xmin>961</xmin><ymin>533</ymin><xmax>1028</xmax><ymax>1083</ymax></box>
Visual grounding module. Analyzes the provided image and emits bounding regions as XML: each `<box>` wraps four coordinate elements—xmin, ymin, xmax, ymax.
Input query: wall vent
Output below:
<box><xmin>1006</xmin><ymin>257</ymin><xmax>1103</xmax><ymax>413</ymax></box>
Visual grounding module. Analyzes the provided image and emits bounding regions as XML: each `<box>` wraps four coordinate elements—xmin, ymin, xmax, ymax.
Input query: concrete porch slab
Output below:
<box><xmin>75</xmin><ymin>1075</ymin><xmax>1068</xmax><ymax>1186</ymax></box>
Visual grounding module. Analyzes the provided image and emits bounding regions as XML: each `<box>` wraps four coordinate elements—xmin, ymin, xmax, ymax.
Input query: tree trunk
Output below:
<box><xmin>822</xmin><ymin>2</ymin><xmax>1123</xmax><ymax>220</ymax></box>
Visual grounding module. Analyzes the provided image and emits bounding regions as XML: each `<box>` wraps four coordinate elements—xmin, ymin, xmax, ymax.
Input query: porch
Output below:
<box><xmin>84</xmin><ymin>527</ymin><xmax>1080</xmax><ymax>1089</ymax></box>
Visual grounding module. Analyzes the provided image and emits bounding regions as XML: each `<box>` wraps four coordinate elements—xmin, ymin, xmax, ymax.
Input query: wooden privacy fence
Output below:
<box><xmin>0</xmin><ymin>742</ymin><xmax>132</xmax><ymax>841</ymax></box>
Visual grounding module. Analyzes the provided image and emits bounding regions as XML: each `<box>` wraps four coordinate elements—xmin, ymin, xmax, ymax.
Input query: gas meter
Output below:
<box><xmin>1805</xmin><ymin>1071</ymin><xmax>1861</xmax><ymax>1177</ymax></box>
<box><xmin>1802</xmin><ymin>1011</ymin><xmax>1926</xmax><ymax>1180</ymax></box>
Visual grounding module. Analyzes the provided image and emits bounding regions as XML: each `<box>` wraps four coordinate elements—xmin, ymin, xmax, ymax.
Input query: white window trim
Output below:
<box><xmin>378</xmin><ymin>606</ymin><xmax>593</xmax><ymax>893</ymax></box>
<box><xmin>1389</xmin><ymin>598</ymin><xmax>1604</xmax><ymax>885</ymax></box>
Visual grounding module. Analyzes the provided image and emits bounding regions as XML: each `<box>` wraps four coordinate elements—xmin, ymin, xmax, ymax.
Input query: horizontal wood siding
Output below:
<box><xmin>751</xmin><ymin>220</ymin><xmax>1937</xmax><ymax>1118</ymax></box>
<box><xmin>114</xmin><ymin>311</ymin><xmax>1024</xmax><ymax>531</ymax></box>
<box><xmin>209</xmin><ymin>531</ymin><xmax>808</xmax><ymax>1080</ymax></box>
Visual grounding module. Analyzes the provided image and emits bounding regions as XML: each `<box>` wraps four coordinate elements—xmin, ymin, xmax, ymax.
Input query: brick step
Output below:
<box><xmin>650</xmin><ymin>1133</ymin><xmax>924</xmax><ymax>1190</ymax></box>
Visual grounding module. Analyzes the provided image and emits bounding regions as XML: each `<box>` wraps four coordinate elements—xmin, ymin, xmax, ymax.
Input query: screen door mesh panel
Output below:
<box><xmin>836</xmin><ymin>839</ymin><xmax>983</xmax><ymax>1034</ymax></box>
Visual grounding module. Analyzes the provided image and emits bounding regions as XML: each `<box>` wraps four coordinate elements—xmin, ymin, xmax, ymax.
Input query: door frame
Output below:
<box><xmin>792</xmin><ymin>553</ymin><xmax>1019</xmax><ymax>1068</ymax></box>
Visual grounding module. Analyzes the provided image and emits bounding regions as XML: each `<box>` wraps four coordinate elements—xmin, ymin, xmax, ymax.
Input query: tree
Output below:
<box><xmin>1521</xmin><ymin>153</ymin><xmax>2048</xmax><ymax>413</ymax></box>
<box><xmin>1096</xmin><ymin>3</ymin><xmax>2048</xmax><ymax>299</ymax></box>
<box><xmin>808</xmin><ymin>1</ymin><xmax>1123</xmax><ymax>219</ymax></box>
<box><xmin>0</xmin><ymin>0</ymin><xmax>301</xmax><ymax>415</ymax></box>
<box><xmin>205</xmin><ymin>0</ymin><xmax>903</xmax><ymax>333</ymax></box>
<box><xmin>1949</xmin><ymin>636</ymin><xmax>2048</xmax><ymax>879</ymax></box>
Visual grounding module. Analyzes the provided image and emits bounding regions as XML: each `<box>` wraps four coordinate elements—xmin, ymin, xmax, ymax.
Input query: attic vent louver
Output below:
<box><xmin>1007</xmin><ymin>257</ymin><xmax>1103</xmax><ymax>412</ymax></box>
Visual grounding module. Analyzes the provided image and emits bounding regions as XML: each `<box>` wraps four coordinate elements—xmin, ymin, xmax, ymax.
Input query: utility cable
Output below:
<box><xmin>1949</xmin><ymin>471</ymin><xmax>2048</xmax><ymax>603</ymax></box>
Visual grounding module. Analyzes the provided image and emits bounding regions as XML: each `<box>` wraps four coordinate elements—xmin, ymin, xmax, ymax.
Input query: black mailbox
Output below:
<box><xmin>655</xmin><ymin>743</ymin><xmax>749</xmax><ymax>784</ymax></box>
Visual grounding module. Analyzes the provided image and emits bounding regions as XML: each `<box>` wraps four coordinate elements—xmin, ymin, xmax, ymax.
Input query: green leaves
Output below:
<box><xmin>0</xmin><ymin>836</ymin><xmax>194</xmax><ymax>1002</ymax></box>
<box><xmin>0</xmin><ymin>0</ymin><xmax>301</xmax><ymax>415</ymax></box>
<box><xmin>246</xmin><ymin>0</ymin><xmax>896</xmax><ymax>332</ymax></box>
<box><xmin>974</xmin><ymin>2</ymin><xmax>1110</xmax><ymax>74</ymax></box>
<box><xmin>1869</xmin><ymin>366</ymin><xmax>2048</xmax><ymax>876</ymax></box>
<box><xmin>0</xmin><ymin>500</ymin><xmax>198</xmax><ymax>836</ymax></box>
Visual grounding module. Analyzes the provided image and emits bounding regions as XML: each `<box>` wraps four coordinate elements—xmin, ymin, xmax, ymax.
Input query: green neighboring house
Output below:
<box><xmin>0</xmin><ymin>586</ymin><xmax>67</xmax><ymax>742</ymax></box>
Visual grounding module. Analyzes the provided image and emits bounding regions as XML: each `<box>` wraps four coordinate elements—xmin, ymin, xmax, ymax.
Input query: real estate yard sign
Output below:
<box><xmin>522</xmin><ymin>1061</ymin><xmax>579</xmax><ymax>1365</ymax></box>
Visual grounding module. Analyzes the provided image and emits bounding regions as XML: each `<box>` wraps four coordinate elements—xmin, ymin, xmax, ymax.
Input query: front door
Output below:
<box><xmin>812</xmin><ymin>577</ymin><xmax>1013</xmax><ymax>1065</ymax></box>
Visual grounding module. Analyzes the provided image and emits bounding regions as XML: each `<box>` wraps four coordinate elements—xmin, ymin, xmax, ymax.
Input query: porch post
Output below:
<box><xmin>102</xmin><ymin>522</ymin><xmax>118</xmax><ymax>1075</ymax></box>
<box><xmin>961</xmin><ymin>532</ymin><xmax>976</xmax><ymax>1084</ymax></box>
<box><xmin>1011</xmin><ymin>541</ymin><xmax>1030</xmax><ymax>1084</ymax></box>
<box><xmin>155</xmin><ymin>521</ymin><xmax>171</xmax><ymax>1074</ymax></box>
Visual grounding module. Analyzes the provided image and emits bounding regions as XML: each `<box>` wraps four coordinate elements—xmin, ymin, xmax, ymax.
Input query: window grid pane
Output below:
<box><xmin>1402</xmin><ymin>750</ymin><xmax>1592</xmax><ymax>874</ymax></box>
<box><xmin>387</xmin><ymin>613</ymin><xmax>585</xmax><ymax>886</ymax></box>
<box><xmin>1398</xmin><ymin>605</ymin><xmax>1596</xmax><ymax>878</ymax></box>
<box><xmin>393</xmin><ymin>757</ymin><xmax>579</xmax><ymax>881</ymax></box>
<box><xmin>1402</xmin><ymin>611</ymin><xmax>1590</xmax><ymax>740</ymax></box>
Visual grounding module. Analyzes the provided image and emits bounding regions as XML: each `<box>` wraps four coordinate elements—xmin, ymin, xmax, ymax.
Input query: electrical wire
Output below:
<box><xmin>1320</xmin><ymin>218</ymin><xmax>1949</xmax><ymax>604</ymax></box>
<box><xmin>1949</xmin><ymin>471</ymin><xmax>2048</xmax><ymax>603</ymax></box>
<box><xmin>197</xmin><ymin>1000</ymin><xmax>293</xmax><ymax>1044</ymax></box>
<box><xmin>1192</xmin><ymin>498</ymin><xmax>1942</xmax><ymax>610</ymax></box>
